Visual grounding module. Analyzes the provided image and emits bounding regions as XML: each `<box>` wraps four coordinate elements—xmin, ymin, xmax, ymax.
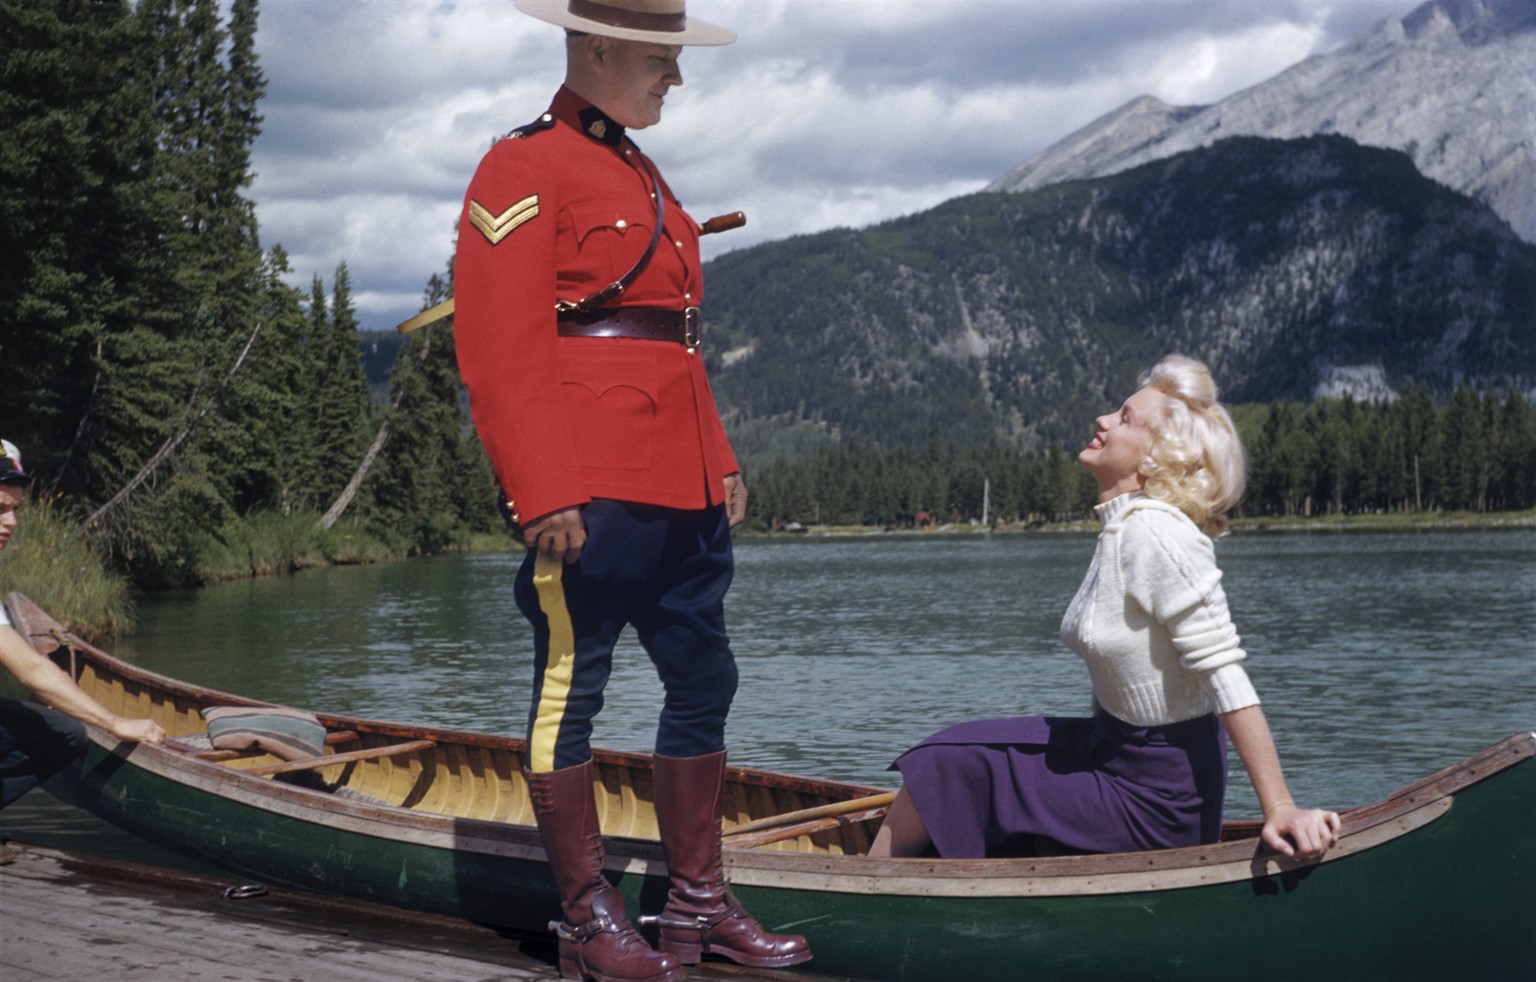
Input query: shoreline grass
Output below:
<box><xmin>0</xmin><ymin>495</ymin><xmax>133</xmax><ymax>641</ymax></box>
<box><xmin>736</xmin><ymin>507</ymin><xmax>1536</xmax><ymax>540</ymax></box>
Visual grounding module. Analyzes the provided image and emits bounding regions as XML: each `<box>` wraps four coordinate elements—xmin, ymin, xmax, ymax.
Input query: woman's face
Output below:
<box><xmin>1079</xmin><ymin>386</ymin><xmax>1165</xmax><ymax>502</ymax></box>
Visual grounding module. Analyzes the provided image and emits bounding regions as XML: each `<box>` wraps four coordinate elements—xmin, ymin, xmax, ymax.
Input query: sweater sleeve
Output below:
<box><xmin>1121</xmin><ymin>505</ymin><xmax>1260</xmax><ymax>713</ymax></box>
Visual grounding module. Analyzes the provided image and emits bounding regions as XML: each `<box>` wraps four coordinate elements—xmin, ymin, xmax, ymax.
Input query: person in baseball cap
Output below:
<box><xmin>0</xmin><ymin>439</ymin><xmax>165</xmax><ymax>844</ymax></box>
<box><xmin>0</xmin><ymin>440</ymin><xmax>27</xmax><ymax>485</ymax></box>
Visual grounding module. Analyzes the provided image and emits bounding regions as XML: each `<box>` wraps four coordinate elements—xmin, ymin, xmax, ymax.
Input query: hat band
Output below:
<box><xmin>567</xmin><ymin>0</ymin><xmax>685</xmax><ymax>33</ymax></box>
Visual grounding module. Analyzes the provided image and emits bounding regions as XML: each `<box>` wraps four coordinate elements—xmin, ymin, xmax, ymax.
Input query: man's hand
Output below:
<box><xmin>109</xmin><ymin>717</ymin><xmax>167</xmax><ymax>745</ymax></box>
<box><xmin>724</xmin><ymin>473</ymin><xmax>748</xmax><ymax>528</ymax></box>
<box><xmin>523</xmin><ymin>507</ymin><xmax>587</xmax><ymax>564</ymax></box>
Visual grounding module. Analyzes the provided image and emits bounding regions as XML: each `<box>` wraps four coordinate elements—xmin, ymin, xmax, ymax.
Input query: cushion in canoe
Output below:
<box><xmin>202</xmin><ymin>706</ymin><xmax>327</xmax><ymax>761</ymax></box>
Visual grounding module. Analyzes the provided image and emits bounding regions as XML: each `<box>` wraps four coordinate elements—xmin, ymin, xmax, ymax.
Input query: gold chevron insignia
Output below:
<box><xmin>470</xmin><ymin>195</ymin><xmax>539</xmax><ymax>245</ymax></box>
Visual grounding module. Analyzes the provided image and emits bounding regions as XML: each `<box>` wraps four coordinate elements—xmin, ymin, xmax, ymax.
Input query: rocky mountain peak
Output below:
<box><xmin>986</xmin><ymin>0</ymin><xmax>1536</xmax><ymax>243</ymax></box>
<box><xmin>1400</xmin><ymin>0</ymin><xmax>1536</xmax><ymax>45</ymax></box>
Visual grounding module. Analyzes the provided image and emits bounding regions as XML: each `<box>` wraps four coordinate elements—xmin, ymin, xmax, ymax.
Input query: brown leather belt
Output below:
<box><xmin>557</xmin><ymin>306</ymin><xmax>701</xmax><ymax>349</ymax></box>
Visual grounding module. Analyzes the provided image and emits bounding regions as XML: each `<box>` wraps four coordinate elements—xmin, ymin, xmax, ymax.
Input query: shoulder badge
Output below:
<box><xmin>502</xmin><ymin>112</ymin><xmax>557</xmax><ymax>142</ymax></box>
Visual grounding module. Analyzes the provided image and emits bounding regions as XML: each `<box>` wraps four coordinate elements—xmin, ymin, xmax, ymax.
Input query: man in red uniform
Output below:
<box><xmin>453</xmin><ymin>3</ymin><xmax>810</xmax><ymax>980</ymax></box>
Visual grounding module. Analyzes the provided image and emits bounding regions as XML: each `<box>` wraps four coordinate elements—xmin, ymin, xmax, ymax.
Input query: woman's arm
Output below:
<box><xmin>0</xmin><ymin>625</ymin><xmax>166</xmax><ymax>743</ymax></box>
<box><xmin>1221</xmin><ymin>704</ymin><xmax>1339</xmax><ymax>861</ymax></box>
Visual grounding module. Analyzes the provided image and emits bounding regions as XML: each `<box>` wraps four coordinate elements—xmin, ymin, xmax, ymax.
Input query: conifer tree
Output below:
<box><xmin>0</xmin><ymin>0</ymin><xmax>163</xmax><ymax>493</ymax></box>
<box><xmin>1399</xmin><ymin>383</ymin><xmax>1443</xmax><ymax>512</ymax></box>
<box><xmin>1440</xmin><ymin>386</ymin><xmax>1487</xmax><ymax>511</ymax></box>
<box><xmin>215</xmin><ymin>245</ymin><xmax>313</xmax><ymax>514</ymax></box>
<box><xmin>358</xmin><ymin>271</ymin><xmax>499</xmax><ymax>551</ymax></box>
<box><xmin>36</xmin><ymin>0</ymin><xmax>274</xmax><ymax>578</ymax></box>
<box><xmin>1493</xmin><ymin>389</ymin><xmax>1536</xmax><ymax>511</ymax></box>
<box><xmin>308</xmin><ymin>264</ymin><xmax>374</xmax><ymax>507</ymax></box>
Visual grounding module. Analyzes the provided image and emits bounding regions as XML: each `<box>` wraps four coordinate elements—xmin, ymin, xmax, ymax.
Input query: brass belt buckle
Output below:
<box><xmin>684</xmin><ymin>306</ymin><xmax>701</xmax><ymax>352</ymax></box>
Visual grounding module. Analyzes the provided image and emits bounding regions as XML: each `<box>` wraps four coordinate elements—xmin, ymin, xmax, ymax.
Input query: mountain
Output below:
<box><xmin>986</xmin><ymin>0</ymin><xmax>1536</xmax><ymax>244</ymax></box>
<box><xmin>703</xmin><ymin>135</ymin><xmax>1535</xmax><ymax>465</ymax></box>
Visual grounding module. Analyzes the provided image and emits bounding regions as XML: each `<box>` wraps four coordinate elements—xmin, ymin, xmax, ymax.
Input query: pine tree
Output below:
<box><xmin>1440</xmin><ymin>387</ymin><xmax>1488</xmax><ymax>511</ymax></box>
<box><xmin>0</xmin><ymin>0</ymin><xmax>163</xmax><ymax>493</ymax></box>
<box><xmin>24</xmin><ymin>0</ymin><xmax>275</xmax><ymax>578</ymax></box>
<box><xmin>308</xmin><ymin>264</ymin><xmax>374</xmax><ymax>507</ymax></box>
<box><xmin>216</xmin><ymin>245</ymin><xmax>313</xmax><ymax>514</ymax></box>
<box><xmin>359</xmin><ymin>272</ymin><xmax>499</xmax><ymax>551</ymax></box>
<box><xmin>1399</xmin><ymin>383</ymin><xmax>1442</xmax><ymax>512</ymax></box>
<box><xmin>1493</xmin><ymin>389</ymin><xmax>1536</xmax><ymax>511</ymax></box>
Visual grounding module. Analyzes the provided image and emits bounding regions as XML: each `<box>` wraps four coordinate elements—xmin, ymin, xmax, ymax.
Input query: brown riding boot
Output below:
<box><xmin>529</xmin><ymin>762</ymin><xmax>685</xmax><ymax>982</ymax></box>
<box><xmin>650</xmin><ymin>751</ymin><xmax>813</xmax><ymax>968</ymax></box>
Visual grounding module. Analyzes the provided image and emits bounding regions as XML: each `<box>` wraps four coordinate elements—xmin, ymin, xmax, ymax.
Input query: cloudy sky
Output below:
<box><xmin>246</xmin><ymin>0</ymin><xmax>1412</xmax><ymax>333</ymax></box>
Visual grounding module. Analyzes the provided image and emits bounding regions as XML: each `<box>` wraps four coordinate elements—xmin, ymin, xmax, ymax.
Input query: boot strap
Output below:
<box><xmin>550</xmin><ymin>913</ymin><xmax>628</xmax><ymax>943</ymax></box>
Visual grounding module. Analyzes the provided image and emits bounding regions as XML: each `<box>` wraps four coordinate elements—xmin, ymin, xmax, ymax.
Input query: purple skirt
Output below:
<box><xmin>890</xmin><ymin>710</ymin><xmax>1227</xmax><ymax>859</ymax></box>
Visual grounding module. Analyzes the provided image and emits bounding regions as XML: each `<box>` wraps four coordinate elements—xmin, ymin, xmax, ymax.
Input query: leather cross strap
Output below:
<box><xmin>558</xmin><ymin>150</ymin><xmax>668</xmax><ymax>316</ymax></box>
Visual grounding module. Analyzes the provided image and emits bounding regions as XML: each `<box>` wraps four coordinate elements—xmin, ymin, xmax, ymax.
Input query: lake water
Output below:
<box><xmin>5</xmin><ymin>527</ymin><xmax>1534</xmax><ymax>858</ymax></box>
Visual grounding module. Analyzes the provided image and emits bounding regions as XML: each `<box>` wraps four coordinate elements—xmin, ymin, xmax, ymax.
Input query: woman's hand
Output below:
<box><xmin>1260</xmin><ymin>801</ymin><xmax>1341</xmax><ymax>862</ymax></box>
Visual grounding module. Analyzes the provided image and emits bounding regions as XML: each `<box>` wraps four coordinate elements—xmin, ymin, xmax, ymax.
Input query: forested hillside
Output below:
<box><xmin>1</xmin><ymin>0</ymin><xmax>497</xmax><ymax>588</ymax></box>
<box><xmin>703</xmin><ymin>135</ymin><xmax>1535</xmax><ymax>466</ymax></box>
<box><xmin>748</xmin><ymin>385</ymin><xmax>1536</xmax><ymax>528</ymax></box>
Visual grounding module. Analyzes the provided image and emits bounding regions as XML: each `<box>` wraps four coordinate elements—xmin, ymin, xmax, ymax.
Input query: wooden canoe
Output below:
<box><xmin>8</xmin><ymin>591</ymin><xmax>1534</xmax><ymax>981</ymax></box>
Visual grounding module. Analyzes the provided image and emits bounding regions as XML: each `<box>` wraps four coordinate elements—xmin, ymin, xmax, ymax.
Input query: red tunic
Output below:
<box><xmin>454</xmin><ymin>87</ymin><xmax>739</xmax><ymax>525</ymax></box>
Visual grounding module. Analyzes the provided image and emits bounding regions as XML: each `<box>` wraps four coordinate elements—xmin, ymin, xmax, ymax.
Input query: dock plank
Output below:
<box><xmin>0</xmin><ymin>844</ymin><xmax>821</xmax><ymax>982</ymax></box>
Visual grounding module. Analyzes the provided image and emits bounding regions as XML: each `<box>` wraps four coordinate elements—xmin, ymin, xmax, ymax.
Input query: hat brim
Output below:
<box><xmin>514</xmin><ymin>0</ymin><xmax>735</xmax><ymax>46</ymax></box>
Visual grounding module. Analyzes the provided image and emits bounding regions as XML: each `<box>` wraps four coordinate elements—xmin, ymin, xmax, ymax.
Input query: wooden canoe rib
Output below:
<box><xmin>7</xmin><ymin>591</ymin><xmax>1533</xmax><ymax>982</ymax></box>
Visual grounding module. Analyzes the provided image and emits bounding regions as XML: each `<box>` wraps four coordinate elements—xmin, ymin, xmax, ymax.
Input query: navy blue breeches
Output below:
<box><xmin>514</xmin><ymin>499</ymin><xmax>739</xmax><ymax>773</ymax></box>
<box><xmin>1</xmin><ymin>697</ymin><xmax>87</xmax><ymax>809</ymax></box>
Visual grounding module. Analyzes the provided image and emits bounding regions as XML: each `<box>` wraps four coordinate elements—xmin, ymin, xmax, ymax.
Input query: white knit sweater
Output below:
<box><xmin>1059</xmin><ymin>492</ymin><xmax>1260</xmax><ymax>727</ymax></box>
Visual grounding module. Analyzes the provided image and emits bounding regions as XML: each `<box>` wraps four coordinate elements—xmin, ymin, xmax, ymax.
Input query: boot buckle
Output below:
<box><xmin>550</xmin><ymin>915</ymin><xmax>621</xmax><ymax>942</ymax></box>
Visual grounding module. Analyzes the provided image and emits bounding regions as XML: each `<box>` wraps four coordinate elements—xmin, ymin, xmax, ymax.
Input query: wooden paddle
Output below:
<box><xmin>726</xmin><ymin>804</ymin><xmax>894</xmax><ymax>850</ymax></box>
<box><xmin>244</xmin><ymin>739</ymin><xmax>437</xmax><ymax>777</ymax></box>
<box><xmin>721</xmin><ymin>790</ymin><xmax>898</xmax><ymax>839</ymax></box>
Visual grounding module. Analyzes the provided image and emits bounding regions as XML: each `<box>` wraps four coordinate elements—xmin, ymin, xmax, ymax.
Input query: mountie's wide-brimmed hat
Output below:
<box><xmin>514</xmin><ymin>0</ymin><xmax>735</xmax><ymax>46</ymax></box>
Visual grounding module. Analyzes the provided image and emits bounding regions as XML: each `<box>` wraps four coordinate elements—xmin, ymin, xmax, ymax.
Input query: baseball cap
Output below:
<box><xmin>1</xmin><ymin>440</ymin><xmax>29</xmax><ymax>484</ymax></box>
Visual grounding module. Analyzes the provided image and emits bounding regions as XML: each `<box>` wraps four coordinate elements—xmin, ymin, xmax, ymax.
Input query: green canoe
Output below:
<box><xmin>10</xmin><ymin>592</ymin><xmax>1533</xmax><ymax>981</ymax></box>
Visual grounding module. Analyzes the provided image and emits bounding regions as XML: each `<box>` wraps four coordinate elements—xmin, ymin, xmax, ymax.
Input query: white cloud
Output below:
<box><xmin>243</xmin><ymin>0</ymin><xmax>1407</xmax><ymax>332</ymax></box>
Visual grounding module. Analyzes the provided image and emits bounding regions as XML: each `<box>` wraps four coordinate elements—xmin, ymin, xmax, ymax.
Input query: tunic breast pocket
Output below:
<box><xmin>567</xmin><ymin>201</ymin><xmax>651</xmax><ymax>277</ymax></box>
<box><xmin>560</xmin><ymin>344</ymin><xmax>660</xmax><ymax>473</ymax></box>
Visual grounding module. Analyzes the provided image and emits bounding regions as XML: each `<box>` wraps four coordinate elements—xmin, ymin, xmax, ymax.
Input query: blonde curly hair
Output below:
<box><xmin>1137</xmin><ymin>355</ymin><xmax>1246</xmax><ymax>535</ymax></box>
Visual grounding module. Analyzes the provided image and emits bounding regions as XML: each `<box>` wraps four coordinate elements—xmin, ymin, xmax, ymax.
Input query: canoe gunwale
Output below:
<box><xmin>731</xmin><ymin>732</ymin><xmax>1533</xmax><ymax>897</ymax></box>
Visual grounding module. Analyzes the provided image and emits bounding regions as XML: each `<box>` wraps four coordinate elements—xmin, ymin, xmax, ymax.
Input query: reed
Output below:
<box><xmin>0</xmin><ymin>494</ymin><xmax>133</xmax><ymax>640</ymax></box>
<box><xmin>188</xmin><ymin>512</ymin><xmax>394</xmax><ymax>583</ymax></box>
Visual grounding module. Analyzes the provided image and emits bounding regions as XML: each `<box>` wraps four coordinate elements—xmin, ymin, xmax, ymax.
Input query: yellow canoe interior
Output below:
<box><xmin>22</xmin><ymin>601</ymin><xmax>886</xmax><ymax>857</ymax></box>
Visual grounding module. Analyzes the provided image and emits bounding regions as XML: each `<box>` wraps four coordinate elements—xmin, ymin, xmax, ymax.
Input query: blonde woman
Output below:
<box><xmin>870</xmin><ymin>356</ymin><xmax>1340</xmax><ymax>862</ymax></box>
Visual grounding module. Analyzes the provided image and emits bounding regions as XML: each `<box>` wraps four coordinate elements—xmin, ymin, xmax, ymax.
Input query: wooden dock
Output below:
<box><xmin>0</xmin><ymin>841</ymin><xmax>834</xmax><ymax>982</ymax></box>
